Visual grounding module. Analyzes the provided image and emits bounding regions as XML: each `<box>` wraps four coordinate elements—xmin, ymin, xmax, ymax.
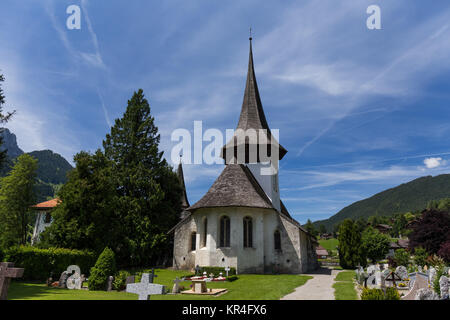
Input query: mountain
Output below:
<box><xmin>313</xmin><ymin>174</ymin><xmax>450</xmax><ymax>231</ymax></box>
<box><xmin>0</xmin><ymin>128</ymin><xmax>24</xmax><ymax>158</ymax></box>
<box><xmin>0</xmin><ymin>128</ymin><xmax>73</xmax><ymax>202</ymax></box>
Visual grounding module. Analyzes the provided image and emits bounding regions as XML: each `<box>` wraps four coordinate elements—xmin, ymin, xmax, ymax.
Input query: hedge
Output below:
<box><xmin>3</xmin><ymin>246</ymin><xmax>96</xmax><ymax>281</ymax></box>
<box><xmin>197</xmin><ymin>266</ymin><xmax>237</xmax><ymax>276</ymax></box>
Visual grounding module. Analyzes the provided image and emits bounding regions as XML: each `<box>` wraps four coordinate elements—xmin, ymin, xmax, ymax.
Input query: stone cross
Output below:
<box><xmin>126</xmin><ymin>273</ymin><xmax>166</xmax><ymax>300</ymax></box>
<box><xmin>224</xmin><ymin>266</ymin><xmax>231</xmax><ymax>277</ymax></box>
<box><xmin>195</xmin><ymin>265</ymin><xmax>201</xmax><ymax>276</ymax></box>
<box><xmin>0</xmin><ymin>262</ymin><xmax>24</xmax><ymax>300</ymax></box>
<box><xmin>172</xmin><ymin>277</ymin><xmax>182</xmax><ymax>294</ymax></box>
<box><xmin>148</xmin><ymin>269</ymin><xmax>158</xmax><ymax>283</ymax></box>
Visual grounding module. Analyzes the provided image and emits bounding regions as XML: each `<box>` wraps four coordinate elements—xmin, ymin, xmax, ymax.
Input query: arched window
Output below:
<box><xmin>202</xmin><ymin>218</ymin><xmax>208</xmax><ymax>248</ymax></box>
<box><xmin>243</xmin><ymin>217</ymin><xmax>253</xmax><ymax>248</ymax></box>
<box><xmin>191</xmin><ymin>232</ymin><xmax>197</xmax><ymax>251</ymax></box>
<box><xmin>219</xmin><ymin>216</ymin><xmax>230</xmax><ymax>247</ymax></box>
<box><xmin>274</xmin><ymin>230</ymin><xmax>281</xmax><ymax>250</ymax></box>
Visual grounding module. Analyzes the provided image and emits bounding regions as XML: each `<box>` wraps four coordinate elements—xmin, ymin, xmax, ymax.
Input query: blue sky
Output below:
<box><xmin>2</xmin><ymin>0</ymin><xmax>450</xmax><ymax>224</ymax></box>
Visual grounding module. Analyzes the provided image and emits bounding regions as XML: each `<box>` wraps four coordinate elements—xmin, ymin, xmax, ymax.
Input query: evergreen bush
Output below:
<box><xmin>3</xmin><ymin>246</ymin><xmax>95</xmax><ymax>280</ymax></box>
<box><xmin>88</xmin><ymin>247</ymin><xmax>117</xmax><ymax>291</ymax></box>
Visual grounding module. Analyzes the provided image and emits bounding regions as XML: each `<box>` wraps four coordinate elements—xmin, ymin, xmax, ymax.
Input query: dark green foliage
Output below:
<box><xmin>89</xmin><ymin>247</ymin><xmax>117</xmax><ymax>291</ymax></box>
<box><xmin>0</xmin><ymin>154</ymin><xmax>38</xmax><ymax>248</ymax></box>
<box><xmin>39</xmin><ymin>150</ymin><xmax>120</xmax><ymax>255</ymax></box>
<box><xmin>361</xmin><ymin>288</ymin><xmax>385</xmax><ymax>300</ymax></box>
<box><xmin>361</xmin><ymin>227</ymin><xmax>391</xmax><ymax>263</ymax></box>
<box><xmin>338</xmin><ymin>219</ymin><xmax>366</xmax><ymax>269</ymax></box>
<box><xmin>409</xmin><ymin>209</ymin><xmax>450</xmax><ymax>254</ymax></box>
<box><xmin>394</xmin><ymin>249</ymin><xmax>410</xmax><ymax>267</ymax></box>
<box><xmin>101</xmin><ymin>89</ymin><xmax>182</xmax><ymax>266</ymax></box>
<box><xmin>43</xmin><ymin>89</ymin><xmax>182</xmax><ymax>268</ymax></box>
<box><xmin>0</xmin><ymin>74</ymin><xmax>15</xmax><ymax>169</ymax></box>
<box><xmin>433</xmin><ymin>267</ymin><xmax>447</xmax><ymax>296</ymax></box>
<box><xmin>361</xmin><ymin>287</ymin><xmax>400</xmax><ymax>300</ymax></box>
<box><xmin>304</xmin><ymin>219</ymin><xmax>318</xmax><ymax>237</ymax></box>
<box><xmin>3</xmin><ymin>246</ymin><xmax>95</xmax><ymax>281</ymax></box>
<box><xmin>313</xmin><ymin>174</ymin><xmax>450</xmax><ymax>231</ymax></box>
<box><xmin>113</xmin><ymin>270</ymin><xmax>131</xmax><ymax>291</ymax></box>
<box><xmin>197</xmin><ymin>266</ymin><xmax>237</xmax><ymax>276</ymax></box>
<box><xmin>413</xmin><ymin>247</ymin><xmax>429</xmax><ymax>267</ymax></box>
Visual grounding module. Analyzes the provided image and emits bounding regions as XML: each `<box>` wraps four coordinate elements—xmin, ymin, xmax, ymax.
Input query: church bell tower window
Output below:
<box><xmin>190</xmin><ymin>232</ymin><xmax>197</xmax><ymax>251</ymax></box>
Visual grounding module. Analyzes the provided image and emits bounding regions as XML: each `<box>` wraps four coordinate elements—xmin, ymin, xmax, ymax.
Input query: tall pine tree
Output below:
<box><xmin>0</xmin><ymin>73</ymin><xmax>15</xmax><ymax>168</ymax></box>
<box><xmin>102</xmin><ymin>89</ymin><xmax>181</xmax><ymax>266</ymax></box>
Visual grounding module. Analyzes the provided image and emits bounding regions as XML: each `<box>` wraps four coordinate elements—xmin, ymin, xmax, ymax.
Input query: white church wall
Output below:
<box><xmin>173</xmin><ymin>207</ymin><xmax>317</xmax><ymax>274</ymax></box>
<box><xmin>31</xmin><ymin>211</ymin><xmax>53</xmax><ymax>245</ymax></box>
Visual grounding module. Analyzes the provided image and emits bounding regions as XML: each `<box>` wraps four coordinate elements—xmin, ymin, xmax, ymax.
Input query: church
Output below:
<box><xmin>170</xmin><ymin>38</ymin><xmax>319</xmax><ymax>274</ymax></box>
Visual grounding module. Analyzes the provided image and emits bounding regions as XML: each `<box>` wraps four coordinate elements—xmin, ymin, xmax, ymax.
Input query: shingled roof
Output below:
<box><xmin>177</xmin><ymin>161</ymin><xmax>190</xmax><ymax>210</ymax></box>
<box><xmin>188</xmin><ymin>164</ymin><xmax>273</xmax><ymax>211</ymax></box>
<box><xmin>221</xmin><ymin>38</ymin><xmax>287</xmax><ymax>162</ymax></box>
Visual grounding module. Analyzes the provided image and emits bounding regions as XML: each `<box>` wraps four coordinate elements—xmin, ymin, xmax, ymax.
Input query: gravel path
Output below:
<box><xmin>281</xmin><ymin>268</ymin><xmax>341</xmax><ymax>300</ymax></box>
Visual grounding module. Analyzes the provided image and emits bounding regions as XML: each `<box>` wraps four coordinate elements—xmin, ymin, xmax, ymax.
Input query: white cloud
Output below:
<box><xmin>424</xmin><ymin>157</ymin><xmax>443</xmax><ymax>169</ymax></box>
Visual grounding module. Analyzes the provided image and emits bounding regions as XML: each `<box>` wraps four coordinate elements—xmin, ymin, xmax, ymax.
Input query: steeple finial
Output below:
<box><xmin>249</xmin><ymin>27</ymin><xmax>252</xmax><ymax>41</ymax></box>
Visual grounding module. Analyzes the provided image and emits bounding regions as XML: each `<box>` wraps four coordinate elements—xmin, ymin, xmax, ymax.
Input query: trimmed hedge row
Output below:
<box><xmin>198</xmin><ymin>266</ymin><xmax>237</xmax><ymax>276</ymax></box>
<box><xmin>3</xmin><ymin>246</ymin><xmax>96</xmax><ymax>281</ymax></box>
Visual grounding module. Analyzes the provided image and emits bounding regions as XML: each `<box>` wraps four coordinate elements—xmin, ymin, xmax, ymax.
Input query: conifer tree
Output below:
<box><xmin>338</xmin><ymin>219</ymin><xmax>366</xmax><ymax>268</ymax></box>
<box><xmin>0</xmin><ymin>154</ymin><xmax>37</xmax><ymax>247</ymax></box>
<box><xmin>102</xmin><ymin>89</ymin><xmax>181</xmax><ymax>266</ymax></box>
<box><xmin>0</xmin><ymin>73</ymin><xmax>15</xmax><ymax>168</ymax></box>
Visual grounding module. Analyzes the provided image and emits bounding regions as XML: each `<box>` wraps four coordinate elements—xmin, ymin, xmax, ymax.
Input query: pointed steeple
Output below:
<box><xmin>221</xmin><ymin>37</ymin><xmax>287</xmax><ymax>163</ymax></box>
<box><xmin>177</xmin><ymin>159</ymin><xmax>190</xmax><ymax>210</ymax></box>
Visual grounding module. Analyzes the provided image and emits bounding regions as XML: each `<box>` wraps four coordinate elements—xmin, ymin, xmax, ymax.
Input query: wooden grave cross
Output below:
<box><xmin>0</xmin><ymin>262</ymin><xmax>24</xmax><ymax>300</ymax></box>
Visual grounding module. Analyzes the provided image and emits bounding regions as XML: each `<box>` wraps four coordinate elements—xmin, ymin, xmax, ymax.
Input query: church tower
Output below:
<box><xmin>221</xmin><ymin>37</ymin><xmax>286</xmax><ymax>211</ymax></box>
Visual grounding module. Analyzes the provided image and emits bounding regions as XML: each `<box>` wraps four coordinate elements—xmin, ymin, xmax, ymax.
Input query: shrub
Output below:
<box><xmin>113</xmin><ymin>270</ymin><xmax>131</xmax><ymax>291</ymax></box>
<box><xmin>413</xmin><ymin>247</ymin><xmax>428</xmax><ymax>267</ymax></box>
<box><xmin>361</xmin><ymin>288</ymin><xmax>400</xmax><ymax>300</ymax></box>
<box><xmin>3</xmin><ymin>246</ymin><xmax>95</xmax><ymax>280</ymax></box>
<box><xmin>361</xmin><ymin>288</ymin><xmax>385</xmax><ymax>300</ymax></box>
<box><xmin>385</xmin><ymin>287</ymin><xmax>400</xmax><ymax>300</ymax></box>
<box><xmin>433</xmin><ymin>266</ymin><xmax>447</xmax><ymax>296</ymax></box>
<box><xmin>338</xmin><ymin>219</ymin><xmax>366</xmax><ymax>269</ymax></box>
<box><xmin>197</xmin><ymin>266</ymin><xmax>237</xmax><ymax>276</ymax></box>
<box><xmin>88</xmin><ymin>247</ymin><xmax>117</xmax><ymax>291</ymax></box>
<box><xmin>394</xmin><ymin>249</ymin><xmax>410</xmax><ymax>267</ymax></box>
<box><xmin>226</xmin><ymin>275</ymin><xmax>239</xmax><ymax>282</ymax></box>
<box><xmin>387</xmin><ymin>256</ymin><xmax>397</xmax><ymax>268</ymax></box>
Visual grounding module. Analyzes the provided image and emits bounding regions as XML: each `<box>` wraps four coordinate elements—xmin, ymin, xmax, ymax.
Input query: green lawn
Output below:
<box><xmin>8</xmin><ymin>269</ymin><xmax>312</xmax><ymax>300</ymax></box>
<box><xmin>318</xmin><ymin>238</ymin><xmax>339</xmax><ymax>251</ymax></box>
<box><xmin>333</xmin><ymin>270</ymin><xmax>357</xmax><ymax>300</ymax></box>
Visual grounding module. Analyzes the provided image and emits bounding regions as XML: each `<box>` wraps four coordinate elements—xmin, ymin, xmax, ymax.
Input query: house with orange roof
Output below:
<box><xmin>31</xmin><ymin>198</ymin><xmax>61</xmax><ymax>245</ymax></box>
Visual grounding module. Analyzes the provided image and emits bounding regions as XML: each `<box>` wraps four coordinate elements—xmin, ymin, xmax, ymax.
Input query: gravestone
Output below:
<box><xmin>224</xmin><ymin>266</ymin><xmax>231</xmax><ymax>277</ymax></box>
<box><xmin>126</xmin><ymin>273</ymin><xmax>166</xmax><ymax>300</ymax></box>
<box><xmin>417</xmin><ymin>266</ymin><xmax>422</xmax><ymax>273</ymax></box>
<box><xmin>367</xmin><ymin>265</ymin><xmax>377</xmax><ymax>276</ymax></box>
<box><xmin>125</xmin><ymin>275</ymin><xmax>135</xmax><ymax>286</ymax></box>
<box><xmin>59</xmin><ymin>271</ymin><xmax>69</xmax><ymax>288</ymax></box>
<box><xmin>395</xmin><ymin>266</ymin><xmax>408</xmax><ymax>280</ymax></box>
<box><xmin>439</xmin><ymin>276</ymin><xmax>449</xmax><ymax>300</ymax></box>
<box><xmin>415</xmin><ymin>288</ymin><xmax>439</xmax><ymax>300</ymax></box>
<box><xmin>66</xmin><ymin>265</ymin><xmax>82</xmax><ymax>290</ymax></box>
<box><xmin>172</xmin><ymin>277</ymin><xmax>182</xmax><ymax>294</ymax></box>
<box><xmin>375</xmin><ymin>271</ymin><xmax>382</xmax><ymax>286</ymax></box>
<box><xmin>0</xmin><ymin>262</ymin><xmax>24</xmax><ymax>300</ymax></box>
<box><xmin>107</xmin><ymin>276</ymin><xmax>114</xmax><ymax>291</ymax></box>
<box><xmin>429</xmin><ymin>267</ymin><xmax>436</xmax><ymax>284</ymax></box>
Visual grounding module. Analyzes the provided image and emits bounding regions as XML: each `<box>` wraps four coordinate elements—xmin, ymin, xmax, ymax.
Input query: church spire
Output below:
<box><xmin>221</xmin><ymin>36</ymin><xmax>287</xmax><ymax>162</ymax></box>
<box><xmin>177</xmin><ymin>158</ymin><xmax>190</xmax><ymax>210</ymax></box>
